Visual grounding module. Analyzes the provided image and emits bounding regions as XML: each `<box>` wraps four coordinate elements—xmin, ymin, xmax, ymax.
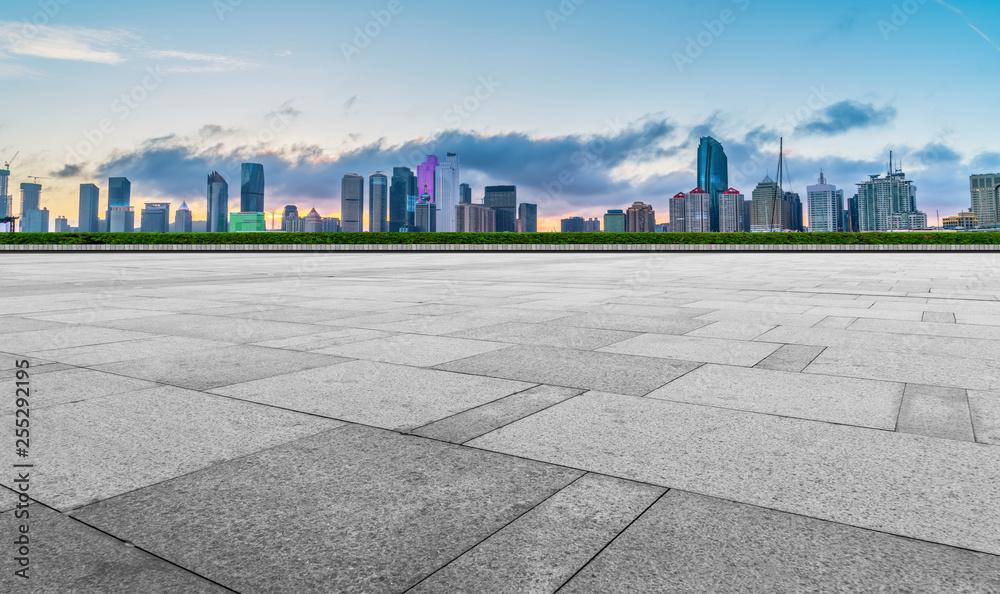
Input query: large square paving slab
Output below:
<box><xmin>315</xmin><ymin>333</ymin><xmax>514</xmax><ymax>367</ymax></box>
<box><xmin>599</xmin><ymin>334</ymin><xmax>781</xmax><ymax>367</ymax></box>
<box><xmin>88</xmin><ymin>312</ymin><xmax>333</xmax><ymax>344</ymax></box>
<box><xmin>469</xmin><ymin>391</ymin><xmax>1000</xmax><ymax>555</ymax></box>
<box><xmin>72</xmin><ymin>424</ymin><xmax>582</xmax><ymax>594</ymax></box>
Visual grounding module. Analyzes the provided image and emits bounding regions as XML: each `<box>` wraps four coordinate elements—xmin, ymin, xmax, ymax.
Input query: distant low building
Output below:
<box><xmin>943</xmin><ymin>211</ymin><xmax>978</xmax><ymax>230</ymax></box>
<box><xmin>604</xmin><ymin>210</ymin><xmax>626</xmax><ymax>233</ymax></box>
<box><xmin>584</xmin><ymin>218</ymin><xmax>601</xmax><ymax>232</ymax></box>
<box><xmin>54</xmin><ymin>216</ymin><xmax>70</xmax><ymax>232</ymax></box>
<box><xmin>561</xmin><ymin>216</ymin><xmax>586</xmax><ymax>233</ymax></box>
<box><xmin>174</xmin><ymin>202</ymin><xmax>193</xmax><ymax>233</ymax></box>
<box><xmin>303</xmin><ymin>208</ymin><xmax>323</xmax><ymax>232</ymax></box>
<box><xmin>140</xmin><ymin>203</ymin><xmax>171</xmax><ymax>233</ymax></box>
<box><xmin>229</xmin><ymin>212</ymin><xmax>266</xmax><ymax>232</ymax></box>
<box><xmin>322</xmin><ymin>217</ymin><xmax>341</xmax><ymax>233</ymax></box>
<box><xmin>456</xmin><ymin>203</ymin><xmax>496</xmax><ymax>232</ymax></box>
<box><xmin>626</xmin><ymin>202</ymin><xmax>656</xmax><ymax>233</ymax></box>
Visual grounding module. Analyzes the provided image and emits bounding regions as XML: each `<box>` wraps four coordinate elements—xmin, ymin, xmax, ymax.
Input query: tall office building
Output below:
<box><xmin>54</xmin><ymin>216</ymin><xmax>70</xmax><ymax>232</ymax></box>
<box><xmin>484</xmin><ymin>185</ymin><xmax>517</xmax><ymax>232</ymax></box>
<box><xmin>0</xmin><ymin>166</ymin><xmax>9</xmax><ymax>221</ymax></box>
<box><xmin>417</xmin><ymin>155</ymin><xmax>439</xmax><ymax>204</ymax></box>
<box><xmin>857</xmin><ymin>166</ymin><xmax>925</xmax><ymax>231</ymax></box>
<box><xmin>806</xmin><ymin>173</ymin><xmax>844</xmax><ymax>232</ymax></box>
<box><xmin>604</xmin><ymin>210</ymin><xmax>626</xmax><ymax>233</ymax></box>
<box><xmin>303</xmin><ymin>208</ymin><xmax>323</xmax><ymax>232</ymax></box>
<box><xmin>460</xmin><ymin>183</ymin><xmax>472</xmax><ymax>204</ymax></box>
<box><xmin>19</xmin><ymin>183</ymin><xmax>42</xmax><ymax>232</ymax></box>
<box><xmin>240</xmin><ymin>163</ymin><xmax>265</xmax><ymax>214</ymax></box>
<box><xmin>175</xmin><ymin>201</ymin><xmax>193</xmax><ymax>232</ymax></box>
<box><xmin>105</xmin><ymin>177</ymin><xmax>132</xmax><ymax>232</ymax></box>
<box><xmin>108</xmin><ymin>206</ymin><xmax>134</xmax><ymax>233</ymax></box>
<box><xmin>435</xmin><ymin>153</ymin><xmax>459</xmax><ymax>232</ymax></box>
<box><xmin>369</xmin><ymin>172</ymin><xmax>388</xmax><ymax>232</ymax></box>
<box><xmin>390</xmin><ymin>167</ymin><xmax>417</xmax><ymax>232</ymax></box>
<box><xmin>518</xmin><ymin>203</ymin><xmax>538</xmax><ymax>233</ymax></box>
<box><xmin>697</xmin><ymin>137</ymin><xmax>729</xmax><ymax>232</ymax></box>
<box><xmin>626</xmin><ymin>202</ymin><xmax>656</xmax><ymax>232</ymax></box>
<box><xmin>561</xmin><ymin>217</ymin><xmax>586</xmax><ymax>233</ymax></box>
<box><xmin>456</xmin><ymin>203</ymin><xmax>496</xmax><ymax>232</ymax></box>
<box><xmin>718</xmin><ymin>188</ymin><xmax>745</xmax><ymax>233</ymax></box>
<box><xmin>342</xmin><ymin>174</ymin><xmax>365</xmax><ymax>232</ymax></box>
<box><xmin>971</xmin><ymin>174</ymin><xmax>1000</xmax><ymax>227</ymax></box>
<box><xmin>846</xmin><ymin>195</ymin><xmax>859</xmax><ymax>232</ymax></box>
<box><xmin>206</xmin><ymin>171</ymin><xmax>229</xmax><ymax>233</ymax></box>
<box><xmin>76</xmin><ymin>184</ymin><xmax>101</xmax><ymax>232</ymax></box>
<box><xmin>414</xmin><ymin>199</ymin><xmax>437</xmax><ymax>233</ymax></box>
<box><xmin>140</xmin><ymin>203</ymin><xmax>171</xmax><ymax>233</ymax></box>
<box><xmin>281</xmin><ymin>205</ymin><xmax>300</xmax><ymax>231</ymax></box>
<box><xmin>750</xmin><ymin>175</ymin><xmax>786</xmax><ymax>232</ymax></box>
<box><xmin>322</xmin><ymin>217</ymin><xmax>341</xmax><ymax>232</ymax></box>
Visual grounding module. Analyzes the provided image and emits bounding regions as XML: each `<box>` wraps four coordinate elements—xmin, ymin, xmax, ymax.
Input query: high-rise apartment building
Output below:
<box><xmin>750</xmin><ymin>175</ymin><xmax>788</xmax><ymax>232</ymax></box>
<box><xmin>718</xmin><ymin>188</ymin><xmax>745</xmax><ymax>233</ymax></box>
<box><xmin>456</xmin><ymin>203</ymin><xmax>496</xmax><ymax>232</ymax></box>
<box><xmin>604</xmin><ymin>210</ymin><xmax>626</xmax><ymax>233</ymax></box>
<box><xmin>417</xmin><ymin>155</ymin><xmax>439</xmax><ymax>204</ymax></box>
<box><xmin>971</xmin><ymin>174</ymin><xmax>1000</xmax><ymax>227</ymax></box>
<box><xmin>175</xmin><ymin>202</ymin><xmax>193</xmax><ymax>232</ymax></box>
<box><xmin>697</xmin><ymin>137</ymin><xmax>729</xmax><ymax>232</ymax></box>
<box><xmin>78</xmin><ymin>183</ymin><xmax>100</xmax><ymax>232</ymax></box>
<box><xmin>206</xmin><ymin>171</ymin><xmax>229</xmax><ymax>233</ymax></box>
<box><xmin>342</xmin><ymin>174</ymin><xmax>365</xmax><ymax>232</ymax></box>
<box><xmin>106</xmin><ymin>177</ymin><xmax>132</xmax><ymax>232</ymax></box>
<box><xmin>670</xmin><ymin>193</ymin><xmax>687</xmax><ymax>232</ymax></box>
<box><xmin>484</xmin><ymin>185</ymin><xmax>517</xmax><ymax>232</ymax></box>
<box><xmin>281</xmin><ymin>205</ymin><xmax>300</xmax><ymax>232</ymax></box>
<box><xmin>435</xmin><ymin>153</ymin><xmax>459</xmax><ymax>232</ymax></box>
<box><xmin>626</xmin><ymin>202</ymin><xmax>656</xmax><ymax>232</ymax></box>
<box><xmin>240</xmin><ymin>163</ymin><xmax>265</xmax><ymax>214</ymax></box>
<box><xmin>390</xmin><ymin>167</ymin><xmax>417</xmax><ymax>232</ymax></box>
<box><xmin>857</xmin><ymin>167</ymin><xmax>925</xmax><ymax>231</ymax></box>
<box><xmin>585</xmin><ymin>218</ymin><xmax>601</xmax><ymax>232</ymax></box>
<box><xmin>54</xmin><ymin>216</ymin><xmax>70</xmax><ymax>232</ymax></box>
<box><xmin>806</xmin><ymin>172</ymin><xmax>844</xmax><ymax>233</ymax></box>
<box><xmin>518</xmin><ymin>203</ymin><xmax>538</xmax><ymax>233</ymax></box>
<box><xmin>460</xmin><ymin>183</ymin><xmax>472</xmax><ymax>204</ymax></box>
<box><xmin>140</xmin><ymin>203</ymin><xmax>171</xmax><ymax>233</ymax></box>
<box><xmin>683</xmin><ymin>188</ymin><xmax>711</xmax><ymax>232</ymax></box>
<box><xmin>369</xmin><ymin>172</ymin><xmax>388</xmax><ymax>232</ymax></box>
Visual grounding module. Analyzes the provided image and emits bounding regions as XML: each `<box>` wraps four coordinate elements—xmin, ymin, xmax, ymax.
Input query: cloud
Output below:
<box><xmin>913</xmin><ymin>143</ymin><xmax>962</xmax><ymax>166</ymax></box>
<box><xmin>795</xmin><ymin>101</ymin><xmax>896</xmax><ymax>136</ymax></box>
<box><xmin>344</xmin><ymin>95</ymin><xmax>358</xmax><ymax>111</ymax></box>
<box><xmin>52</xmin><ymin>163</ymin><xmax>84</xmax><ymax>178</ymax></box>
<box><xmin>971</xmin><ymin>152</ymin><xmax>1000</xmax><ymax>174</ymax></box>
<box><xmin>0</xmin><ymin>22</ymin><xmax>135</xmax><ymax>64</ymax></box>
<box><xmin>146</xmin><ymin>49</ymin><xmax>254</xmax><ymax>73</ymax></box>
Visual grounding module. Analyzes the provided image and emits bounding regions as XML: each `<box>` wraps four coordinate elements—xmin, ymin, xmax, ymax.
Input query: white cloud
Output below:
<box><xmin>146</xmin><ymin>49</ymin><xmax>255</xmax><ymax>73</ymax></box>
<box><xmin>0</xmin><ymin>21</ymin><xmax>136</xmax><ymax>64</ymax></box>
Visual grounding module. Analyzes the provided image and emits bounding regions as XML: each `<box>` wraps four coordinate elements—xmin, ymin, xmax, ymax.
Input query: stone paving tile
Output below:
<box><xmin>923</xmin><ymin>311</ymin><xmax>957</xmax><ymax>324</ymax></box>
<box><xmin>814</xmin><ymin>316</ymin><xmax>858</xmax><ymax>329</ymax></box>
<box><xmin>805</xmin><ymin>347</ymin><xmax>1000</xmax><ymax>391</ymax></box>
<box><xmin>0</xmin><ymin>316</ymin><xmax>70</xmax><ymax>334</ymax></box>
<box><xmin>0</xmin><ymin>507</ymin><xmax>228</xmax><ymax>593</ymax></box>
<box><xmin>4</xmin><ymin>326</ymin><xmax>156</xmax><ymax>354</ymax></box>
<box><xmin>0</xmin><ymin>487</ymin><xmax>15</xmax><ymax>513</ymax></box>
<box><xmin>315</xmin><ymin>333</ymin><xmax>513</xmax><ymax>367</ymax></box>
<box><xmin>293</xmin><ymin>297</ymin><xmax>418</xmax><ymax>311</ymax></box>
<box><xmin>447</xmin><ymin>322</ymin><xmax>641</xmax><ymax>350</ymax></box>
<box><xmin>756</xmin><ymin>325</ymin><xmax>1000</xmax><ymax>361</ymax></box>
<box><xmin>437</xmin><ymin>345</ymin><xmax>701</xmax><ymax>397</ymax></box>
<box><xmin>694</xmin><ymin>309</ymin><xmax>828</xmax><ymax>328</ymax></box>
<box><xmin>251</xmin><ymin>328</ymin><xmax>396</xmax><ymax>351</ymax></box>
<box><xmin>600</xmin><ymin>334</ymin><xmax>781</xmax><ymax>367</ymax></box>
<box><xmin>412</xmin><ymin>385</ymin><xmax>584</xmax><ymax>444</ymax></box>
<box><xmin>551</xmin><ymin>312</ymin><xmax>710</xmax><ymax>335</ymax></box>
<box><xmin>212</xmin><ymin>360</ymin><xmax>535</xmax><ymax>431</ymax></box>
<box><xmin>682</xmin><ymin>300</ymin><xmax>814</xmax><ymax>314</ymax></box>
<box><xmin>92</xmin><ymin>345</ymin><xmax>347</xmax><ymax>391</ymax></box>
<box><xmin>0</xmin><ymin>386</ymin><xmax>344</xmax><ymax>510</ymax></box>
<box><xmin>24</xmin><ymin>308</ymin><xmax>177</xmax><ymax>325</ymax></box>
<box><xmin>967</xmin><ymin>391</ymin><xmax>1000</xmax><ymax>445</ymax></box>
<box><xmin>560</xmin><ymin>490</ymin><xmax>1000</xmax><ymax>594</ymax></box>
<box><xmin>804</xmin><ymin>306</ymin><xmax>924</xmax><ymax>321</ymax></box>
<box><xmin>754</xmin><ymin>344</ymin><xmax>826</xmax><ymax>372</ymax></box>
<box><xmin>0</xmin><ymin>361</ymin><xmax>73</xmax><ymax>378</ymax></box>
<box><xmin>28</xmin><ymin>336</ymin><xmax>232</xmax><ymax>367</ymax></box>
<box><xmin>88</xmin><ymin>313</ymin><xmax>332</xmax><ymax>344</ymax></box>
<box><xmin>896</xmin><ymin>384</ymin><xmax>975</xmax><ymax>442</ymax></box>
<box><xmin>594</xmin><ymin>304</ymin><xmax>718</xmax><ymax>319</ymax></box>
<box><xmin>207</xmin><ymin>305</ymin><xmax>373</xmax><ymax>325</ymax></box>
<box><xmin>684</xmin><ymin>321</ymin><xmax>775</xmax><ymax>340</ymax></box>
<box><xmin>469</xmin><ymin>392</ymin><xmax>1000</xmax><ymax>555</ymax></box>
<box><xmin>27</xmin><ymin>368</ymin><xmax>158</xmax><ymax>409</ymax></box>
<box><xmin>72</xmin><ymin>425</ymin><xmax>582</xmax><ymax>594</ymax></box>
<box><xmin>852</xmin><ymin>317</ymin><xmax>1000</xmax><ymax>340</ymax></box>
<box><xmin>647</xmin><ymin>364</ymin><xmax>903</xmax><ymax>429</ymax></box>
<box><xmin>411</xmin><ymin>474</ymin><xmax>665</xmax><ymax>594</ymax></box>
<box><xmin>319</xmin><ymin>311</ymin><xmax>421</xmax><ymax>328</ymax></box>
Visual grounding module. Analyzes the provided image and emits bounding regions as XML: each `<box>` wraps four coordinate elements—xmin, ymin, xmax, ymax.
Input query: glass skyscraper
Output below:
<box><xmin>484</xmin><ymin>185</ymin><xmax>517</xmax><ymax>233</ymax></box>
<box><xmin>369</xmin><ymin>172</ymin><xmax>388</xmax><ymax>232</ymax></box>
<box><xmin>460</xmin><ymin>183</ymin><xmax>472</xmax><ymax>204</ymax></box>
<box><xmin>78</xmin><ymin>183</ymin><xmax>100</xmax><ymax>232</ymax></box>
<box><xmin>175</xmin><ymin>202</ymin><xmax>193</xmax><ymax>233</ymax></box>
<box><xmin>697</xmin><ymin>137</ymin><xmax>729</xmax><ymax>233</ymax></box>
<box><xmin>140</xmin><ymin>203</ymin><xmax>171</xmax><ymax>233</ymax></box>
<box><xmin>435</xmin><ymin>153</ymin><xmax>459</xmax><ymax>232</ymax></box>
<box><xmin>240</xmin><ymin>163</ymin><xmax>265</xmax><ymax>214</ymax></box>
<box><xmin>342</xmin><ymin>174</ymin><xmax>365</xmax><ymax>232</ymax></box>
<box><xmin>390</xmin><ymin>167</ymin><xmax>416</xmax><ymax>232</ymax></box>
<box><xmin>518</xmin><ymin>203</ymin><xmax>538</xmax><ymax>233</ymax></box>
<box><xmin>106</xmin><ymin>177</ymin><xmax>132</xmax><ymax>232</ymax></box>
<box><xmin>206</xmin><ymin>172</ymin><xmax>229</xmax><ymax>233</ymax></box>
<box><xmin>0</xmin><ymin>167</ymin><xmax>10</xmax><ymax>221</ymax></box>
<box><xmin>417</xmin><ymin>156</ymin><xmax>439</xmax><ymax>205</ymax></box>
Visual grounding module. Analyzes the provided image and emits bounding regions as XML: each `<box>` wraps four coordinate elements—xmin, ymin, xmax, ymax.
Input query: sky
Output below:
<box><xmin>2</xmin><ymin>0</ymin><xmax>999</xmax><ymax>231</ymax></box>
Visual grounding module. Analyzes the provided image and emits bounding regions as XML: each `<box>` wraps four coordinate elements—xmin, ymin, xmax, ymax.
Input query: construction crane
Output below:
<box><xmin>3</xmin><ymin>151</ymin><xmax>18</xmax><ymax>170</ymax></box>
<box><xmin>26</xmin><ymin>176</ymin><xmax>50</xmax><ymax>184</ymax></box>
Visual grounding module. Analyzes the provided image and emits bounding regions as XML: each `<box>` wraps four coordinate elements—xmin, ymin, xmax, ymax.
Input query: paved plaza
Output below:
<box><xmin>2</xmin><ymin>252</ymin><xmax>1000</xmax><ymax>592</ymax></box>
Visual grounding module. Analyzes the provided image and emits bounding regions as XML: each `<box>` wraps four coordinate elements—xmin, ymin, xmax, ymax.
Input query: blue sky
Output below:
<box><xmin>2</xmin><ymin>0</ymin><xmax>999</xmax><ymax>229</ymax></box>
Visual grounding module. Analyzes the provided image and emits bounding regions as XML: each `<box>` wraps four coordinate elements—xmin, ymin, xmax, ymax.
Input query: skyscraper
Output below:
<box><xmin>460</xmin><ymin>183</ymin><xmax>472</xmax><ymax>204</ymax></box>
<box><xmin>604</xmin><ymin>210</ymin><xmax>626</xmax><ymax>233</ymax></box>
<box><xmin>414</xmin><ymin>199</ymin><xmax>437</xmax><ymax>233</ymax></box>
<box><xmin>281</xmin><ymin>205</ymin><xmax>300</xmax><ymax>232</ymax></box>
<box><xmin>750</xmin><ymin>175</ymin><xmax>784</xmax><ymax>232</ymax></box>
<box><xmin>435</xmin><ymin>153</ymin><xmax>460</xmax><ymax>232</ymax></box>
<box><xmin>390</xmin><ymin>167</ymin><xmax>416</xmax><ymax>232</ymax></box>
<box><xmin>807</xmin><ymin>173</ymin><xmax>844</xmax><ymax>233</ymax></box>
<box><xmin>518</xmin><ymin>203</ymin><xmax>538</xmax><ymax>233</ymax></box>
<box><xmin>456</xmin><ymin>203</ymin><xmax>496</xmax><ymax>232</ymax></box>
<box><xmin>417</xmin><ymin>155</ymin><xmax>439</xmax><ymax>204</ymax></box>
<box><xmin>484</xmin><ymin>185</ymin><xmax>517</xmax><ymax>232</ymax></box>
<box><xmin>19</xmin><ymin>183</ymin><xmax>43</xmax><ymax>232</ymax></box>
<box><xmin>175</xmin><ymin>202</ymin><xmax>193</xmax><ymax>232</ymax></box>
<box><xmin>322</xmin><ymin>217</ymin><xmax>341</xmax><ymax>232</ymax></box>
<box><xmin>561</xmin><ymin>217</ymin><xmax>586</xmax><ymax>232</ymax></box>
<box><xmin>682</xmin><ymin>189</ymin><xmax>711</xmax><ymax>232</ymax></box>
<box><xmin>106</xmin><ymin>177</ymin><xmax>132</xmax><ymax>232</ymax></box>
<box><xmin>718</xmin><ymin>188</ymin><xmax>745</xmax><ymax>233</ymax></box>
<box><xmin>697</xmin><ymin>137</ymin><xmax>729</xmax><ymax>232</ymax></box>
<box><xmin>670</xmin><ymin>193</ymin><xmax>687</xmax><ymax>232</ymax></box>
<box><xmin>585</xmin><ymin>218</ymin><xmax>601</xmax><ymax>232</ymax></box>
<box><xmin>303</xmin><ymin>208</ymin><xmax>323</xmax><ymax>232</ymax></box>
<box><xmin>847</xmin><ymin>194</ymin><xmax>859</xmax><ymax>232</ymax></box>
<box><xmin>971</xmin><ymin>174</ymin><xmax>1000</xmax><ymax>228</ymax></box>
<box><xmin>0</xmin><ymin>166</ymin><xmax>11</xmax><ymax>221</ymax></box>
<box><xmin>856</xmin><ymin>165</ymin><xmax>925</xmax><ymax>231</ymax></box>
<box><xmin>240</xmin><ymin>163</ymin><xmax>265</xmax><ymax>214</ymax></box>
<box><xmin>342</xmin><ymin>174</ymin><xmax>365</xmax><ymax>232</ymax></box>
<box><xmin>206</xmin><ymin>171</ymin><xmax>229</xmax><ymax>233</ymax></box>
<box><xmin>626</xmin><ymin>202</ymin><xmax>656</xmax><ymax>232</ymax></box>
<box><xmin>78</xmin><ymin>184</ymin><xmax>100</xmax><ymax>232</ymax></box>
<box><xmin>369</xmin><ymin>172</ymin><xmax>388</xmax><ymax>232</ymax></box>
<box><xmin>54</xmin><ymin>216</ymin><xmax>70</xmax><ymax>232</ymax></box>
<box><xmin>140</xmin><ymin>203</ymin><xmax>171</xmax><ymax>233</ymax></box>
<box><xmin>108</xmin><ymin>206</ymin><xmax>133</xmax><ymax>233</ymax></box>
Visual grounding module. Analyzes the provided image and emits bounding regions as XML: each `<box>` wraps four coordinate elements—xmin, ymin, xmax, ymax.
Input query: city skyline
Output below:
<box><xmin>1</xmin><ymin>1</ymin><xmax>998</xmax><ymax>230</ymax></box>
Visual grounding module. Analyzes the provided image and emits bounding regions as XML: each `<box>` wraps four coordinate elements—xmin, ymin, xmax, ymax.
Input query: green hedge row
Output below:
<box><xmin>3</xmin><ymin>232</ymin><xmax>1000</xmax><ymax>245</ymax></box>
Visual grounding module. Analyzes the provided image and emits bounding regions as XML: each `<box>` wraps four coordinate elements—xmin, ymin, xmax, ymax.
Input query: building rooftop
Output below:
<box><xmin>4</xmin><ymin>252</ymin><xmax>1000</xmax><ymax>592</ymax></box>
